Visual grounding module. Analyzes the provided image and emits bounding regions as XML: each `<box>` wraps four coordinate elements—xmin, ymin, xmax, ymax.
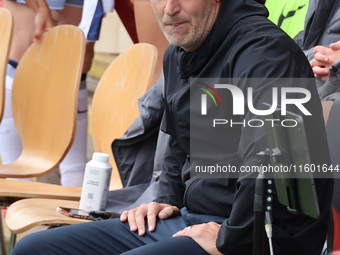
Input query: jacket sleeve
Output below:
<box><xmin>216</xmin><ymin>179</ymin><xmax>255</xmax><ymax>254</ymax></box>
<box><xmin>153</xmin><ymin>134</ymin><xmax>187</xmax><ymax>208</ymax></box>
<box><xmin>318</xmin><ymin>59</ymin><xmax>340</xmax><ymax>101</ymax></box>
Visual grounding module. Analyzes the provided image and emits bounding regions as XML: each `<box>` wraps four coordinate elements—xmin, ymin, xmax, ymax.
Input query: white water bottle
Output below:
<box><xmin>79</xmin><ymin>152</ymin><xmax>112</xmax><ymax>211</ymax></box>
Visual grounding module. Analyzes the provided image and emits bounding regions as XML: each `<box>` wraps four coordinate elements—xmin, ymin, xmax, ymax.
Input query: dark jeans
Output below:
<box><xmin>11</xmin><ymin>208</ymin><xmax>226</xmax><ymax>255</ymax></box>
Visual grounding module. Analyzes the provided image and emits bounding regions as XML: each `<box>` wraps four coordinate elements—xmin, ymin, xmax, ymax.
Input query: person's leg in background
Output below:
<box><xmin>0</xmin><ymin>61</ymin><xmax>22</xmax><ymax>165</ymax></box>
<box><xmin>0</xmin><ymin>1</ymin><xmax>34</xmax><ymax>173</ymax></box>
<box><xmin>56</xmin><ymin>2</ymin><xmax>95</xmax><ymax>187</ymax></box>
<box><xmin>0</xmin><ymin>0</ymin><xmax>61</xmax><ymax>181</ymax></box>
<box><xmin>1</xmin><ymin>1</ymin><xmax>94</xmax><ymax>187</ymax></box>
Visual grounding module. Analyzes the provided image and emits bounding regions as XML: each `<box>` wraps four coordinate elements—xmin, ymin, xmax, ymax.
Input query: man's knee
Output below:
<box><xmin>12</xmin><ymin>232</ymin><xmax>47</xmax><ymax>255</ymax></box>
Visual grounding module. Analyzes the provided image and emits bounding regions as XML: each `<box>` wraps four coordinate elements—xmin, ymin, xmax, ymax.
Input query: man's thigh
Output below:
<box><xmin>12</xmin><ymin>216</ymin><xmax>187</xmax><ymax>255</ymax></box>
<box><xmin>121</xmin><ymin>236</ymin><xmax>209</xmax><ymax>255</ymax></box>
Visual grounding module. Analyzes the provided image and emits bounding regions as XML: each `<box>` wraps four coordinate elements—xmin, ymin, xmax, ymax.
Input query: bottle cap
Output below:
<box><xmin>92</xmin><ymin>152</ymin><xmax>109</xmax><ymax>163</ymax></box>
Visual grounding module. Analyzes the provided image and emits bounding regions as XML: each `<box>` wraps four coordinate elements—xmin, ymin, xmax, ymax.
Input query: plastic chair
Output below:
<box><xmin>0</xmin><ymin>25</ymin><xmax>85</xmax><ymax>178</ymax></box>
<box><xmin>0</xmin><ymin>8</ymin><xmax>13</xmax><ymax>123</ymax></box>
<box><xmin>5</xmin><ymin>43</ymin><xmax>157</xmax><ymax>244</ymax></box>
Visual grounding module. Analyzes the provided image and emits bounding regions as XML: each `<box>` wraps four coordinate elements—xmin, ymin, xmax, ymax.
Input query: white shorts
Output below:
<box><xmin>12</xmin><ymin>0</ymin><xmax>83</xmax><ymax>9</ymax></box>
<box><xmin>79</xmin><ymin>0</ymin><xmax>114</xmax><ymax>41</ymax></box>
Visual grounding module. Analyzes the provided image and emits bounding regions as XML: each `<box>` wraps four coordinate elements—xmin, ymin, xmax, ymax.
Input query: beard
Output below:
<box><xmin>155</xmin><ymin>3</ymin><xmax>217</xmax><ymax>51</ymax></box>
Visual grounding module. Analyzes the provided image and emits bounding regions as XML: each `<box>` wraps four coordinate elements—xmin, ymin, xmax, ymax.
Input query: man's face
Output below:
<box><xmin>150</xmin><ymin>0</ymin><xmax>221</xmax><ymax>52</ymax></box>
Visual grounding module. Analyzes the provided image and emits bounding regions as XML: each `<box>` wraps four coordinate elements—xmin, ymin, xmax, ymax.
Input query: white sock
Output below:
<box><xmin>1</xmin><ymin>63</ymin><xmax>33</xmax><ymax>181</ymax></box>
<box><xmin>59</xmin><ymin>81</ymin><xmax>88</xmax><ymax>187</ymax></box>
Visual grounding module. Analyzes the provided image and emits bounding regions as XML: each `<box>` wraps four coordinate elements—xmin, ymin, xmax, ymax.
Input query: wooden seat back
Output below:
<box><xmin>91</xmin><ymin>43</ymin><xmax>157</xmax><ymax>190</ymax></box>
<box><xmin>0</xmin><ymin>8</ymin><xmax>13</xmax><ymax>122</ymax></box>
<box><xmin>0</xmin><ymin>25</ymin><xmax>85</xmax><ymax>177</ymax></box>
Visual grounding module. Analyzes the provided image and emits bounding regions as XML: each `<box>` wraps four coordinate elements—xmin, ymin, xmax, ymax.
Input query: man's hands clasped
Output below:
<box><xmin>310</xmin><ymin>41</ymin><xmax>340</xmax><ymax>79</ymax></box>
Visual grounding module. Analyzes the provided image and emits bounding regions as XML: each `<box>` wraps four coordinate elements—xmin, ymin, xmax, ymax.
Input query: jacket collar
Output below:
<box><xmin>176</xmin><ymin>0</ymin><xmax>268</xmax><ymax>79</ymax></box>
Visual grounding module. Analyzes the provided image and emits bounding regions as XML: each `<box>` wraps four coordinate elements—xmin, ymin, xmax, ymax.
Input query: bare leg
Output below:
<box><xmin>4</xmin><ymin>0</ymin><xmax>61</xmax><ymax>62</ymax></box>
<box><xmin>4</xmin><ymin>1</ymin><xmax>36</xmax><ymax>62</ymax></box>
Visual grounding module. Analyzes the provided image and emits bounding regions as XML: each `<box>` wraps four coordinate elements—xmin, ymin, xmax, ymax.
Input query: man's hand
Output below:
<box><xmin>173</xmin><ymin>222</ymin><xmax>223</xmax><ymax>255</ymax></box>
<box><xmin>120</xmin><ymin>202</ymin><xmax>180</xmax><ymax>236</ymax></box>
<box><xmin>310</xmin><ymin>45</ymin><xmax>340</xmax><ymax>79</ymax></box>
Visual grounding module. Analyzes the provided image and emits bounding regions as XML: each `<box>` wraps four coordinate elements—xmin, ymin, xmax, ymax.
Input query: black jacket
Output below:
<box><xmin>154</xmin><ymin>0</ymin><xmax>333</xmax><ymax>254</ymax></box>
